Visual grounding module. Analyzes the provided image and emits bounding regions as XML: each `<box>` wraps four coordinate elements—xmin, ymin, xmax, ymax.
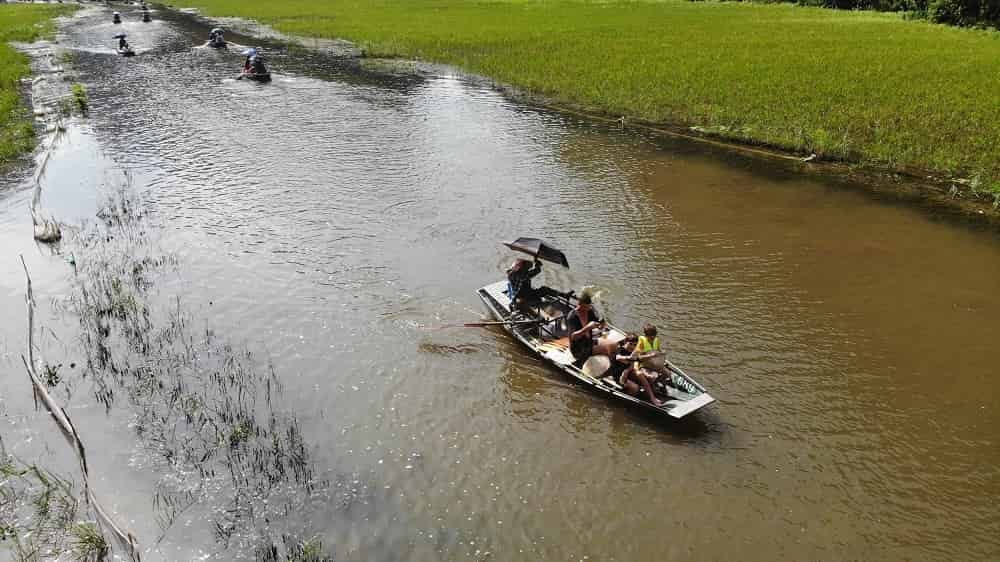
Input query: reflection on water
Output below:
<box><xmin>0</xmin><ymin>5</ymin><xmax>996</xmax><ymax>562</ymax></box>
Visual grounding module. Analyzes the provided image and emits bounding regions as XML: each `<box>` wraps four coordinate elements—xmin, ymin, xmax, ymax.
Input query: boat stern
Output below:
<box><xmin>477</xmin><ymin>280</ymin><xmax>512</xmax><ymax>321</ymax></box>
<box><xmin>666</xmin><ymin>392</ymin><xmax>715</xmax><ymax>418</ymax></box>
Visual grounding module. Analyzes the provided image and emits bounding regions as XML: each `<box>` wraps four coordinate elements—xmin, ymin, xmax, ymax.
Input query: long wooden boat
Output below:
<box><xmin>477</xmin><ymin>279</ymin><xmax>715</xmax><ymax>419</ymax></box>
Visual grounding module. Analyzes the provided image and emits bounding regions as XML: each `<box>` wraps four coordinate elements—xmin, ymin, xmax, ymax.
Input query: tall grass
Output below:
<box><xmin>170</xmin><ymin>0</ymin><xmax>1000</xmax><ymax>188</ymax></box>
<box><xmin>0</xmin><ymin>4</ymin><xmax>72</xmax><ymax>166</ymax></box>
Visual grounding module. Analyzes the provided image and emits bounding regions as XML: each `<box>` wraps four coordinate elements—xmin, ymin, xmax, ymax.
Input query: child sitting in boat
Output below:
<box><xmin>634</xmin><ymin>323</ymin><xmax>680</xmax><ymax>394</ymax></box>
<box><xmin>613</xmin><ymin>333</ymin><xmax>663</xmax><ymax>406</ymax></box>
<box><xmin>607</xmin><ymin>333</ymin><xmax>639</xmax><ymax>381</ymax></box>
<box><xmin>635</xmin><ymin>324</ymin><xmax>665</xmax><ymax>371</ymax></box>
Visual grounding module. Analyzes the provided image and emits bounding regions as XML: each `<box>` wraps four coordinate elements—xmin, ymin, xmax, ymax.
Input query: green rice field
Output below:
<box><xmin>169</xmin><ymin>0</ymin><xmax>1000</xmax><ymax>190</ymax></box>
<box><xmin>0</xmin><ymin>3</ymin><xmax>71</xmax><ymax>167</ymax></box>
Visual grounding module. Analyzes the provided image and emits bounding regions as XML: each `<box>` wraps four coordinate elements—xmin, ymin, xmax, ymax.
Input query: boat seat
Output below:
<box><xmin>538</xmin><ymin>337</ymin><xmax>569</xmax><ymax>351</ymax></box>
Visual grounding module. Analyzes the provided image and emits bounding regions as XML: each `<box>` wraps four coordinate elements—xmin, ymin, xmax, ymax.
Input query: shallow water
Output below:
<box><xmin>1</xmin><ymin>6</ymin><xmax>998</xmax><ymax>561</ymax></box>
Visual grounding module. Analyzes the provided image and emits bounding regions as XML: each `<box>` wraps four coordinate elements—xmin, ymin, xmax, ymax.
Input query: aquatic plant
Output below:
<box><xmin>69</xmin><ymin>522</ymin><xmax>109</xmax><ymax>562</ymax></box>
<box><xmin>253</xmin><ymin>534</ymin><xmax>334</xmax><ymax>562</ymax></box>
<box><xmin>0</xmin><ymin>444</ymin><xmax>81</xmax><ymax>562</ymax></box>
<box><xmin>71</xmin><ymin>83</ymin><xmax>88</xmax><ymax>115</ymax></box>
<box><xmin>61</xmin><ymin>173</ymin><xmax>327</xmax><ymax>555</ymax></box>
<box><xmin>41</xmin><ymin>362</ymin><xmax>61</xmax><ymax>387</ymax></box>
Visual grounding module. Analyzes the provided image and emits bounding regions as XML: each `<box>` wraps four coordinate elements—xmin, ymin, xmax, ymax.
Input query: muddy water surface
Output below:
<box><xmin>1</xmin><ymin>6</ymin><xmax>998</xmax><ymax>561</ymax></box>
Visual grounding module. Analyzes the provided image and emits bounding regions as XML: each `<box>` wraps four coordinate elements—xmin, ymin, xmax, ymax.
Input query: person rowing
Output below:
<box><xmin>114</xmin><ymin>32</ymin><xmax>133</xmax><ymax>54</ymax></box>
<box><xmin>208</xmin><ymin>28</ymin><xmax>226</xmax><ymax>47</ymax></box>
<box><xmin>506</xmin><ymin>258</ymin><xmax>541</xmax><ymax>312</ymax></box>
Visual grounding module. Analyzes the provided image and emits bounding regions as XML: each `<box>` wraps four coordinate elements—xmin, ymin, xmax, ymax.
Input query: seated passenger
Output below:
<box><xmin>617</xmin><ymin>332</ymin><xmax>663</xmax><ymax>407</ymax></box>
<box><xmin>637</xmin><ymin>323</ymin><xmax>681</xmax><ymax>394</ymax></box>
<box><xmin>619</xmin><ymin>364</ymin><xmax>664</xmax><ymax>406</ymax></box>
<box><xmin>636</xmin><ymin>324</ymin><xmax>666</xmax><ymax>370</ymax></box>
<box><xmin>606</xmin><ymin>333</ymin><xmax>639</xmax><ymax>381</ymax></box>
<box><xmin>567</xmin><ymin>294</ymin><xmax>604</xmax><ymax>366</ymax></box>
<box><xmin>118</xmin><ymin>37</ymin><xmax>130</xmax><ymax>50</ymax></box>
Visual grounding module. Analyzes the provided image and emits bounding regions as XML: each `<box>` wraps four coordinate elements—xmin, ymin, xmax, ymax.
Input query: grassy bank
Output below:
<box><xmin>0</xmin><ymin>4</ymin><xmax>72</xmax><ymax>167</ymax></box>
<box><xmin>169</xmin><ymin>0</ymin><xmax>1000</xmax><ymax>191</ymax></box>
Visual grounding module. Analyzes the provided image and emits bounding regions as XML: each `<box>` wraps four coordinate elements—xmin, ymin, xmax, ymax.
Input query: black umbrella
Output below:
<box><xmin>503</xmin><ymin>238</ymin><xmax>569</xmax><ymax>268</ymax></box>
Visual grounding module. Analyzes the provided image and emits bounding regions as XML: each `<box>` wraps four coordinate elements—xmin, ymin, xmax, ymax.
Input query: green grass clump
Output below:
<box><xmin>168</xmin><ymin>0</ymin><xmax>1000</xmax><ymax>185</ymax></box>
<box><xmin>69</xmin><ymin>522</ymin><xmax>109</xmax><ymax>561</ymax></box>
<box><xmin>0</xmin><ymin>4</ymin><xmax>74</xmax><ymax>166</ymax></box>
<box><xmin>71</xmin><ymin>82</ymin><xmax>88</xmax><ymax>114</ymax></box>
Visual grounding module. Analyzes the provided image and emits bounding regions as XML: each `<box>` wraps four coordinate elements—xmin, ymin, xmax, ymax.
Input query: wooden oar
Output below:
<box><xmin>431</xmin><ymin>318</ymin><xmax>547</xmax><ymax>330</ymax></box>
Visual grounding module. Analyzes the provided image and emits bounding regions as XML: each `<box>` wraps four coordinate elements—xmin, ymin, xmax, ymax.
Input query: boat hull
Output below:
<box><xmin>242</xmin><ymin>72</ymin><xmax>271</xmax><ymax>82</ymax></box>
<box><xmin>477</xmin><ymin>280</ymin><xmax>714</xmax><ymax>419</ymax></box>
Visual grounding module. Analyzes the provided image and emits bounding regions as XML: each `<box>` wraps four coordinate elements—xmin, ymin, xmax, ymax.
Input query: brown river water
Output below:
<box><xmin>1</xmin><ymin>6</ymin><xmax>998</xmax><ymax>561</ymax></box>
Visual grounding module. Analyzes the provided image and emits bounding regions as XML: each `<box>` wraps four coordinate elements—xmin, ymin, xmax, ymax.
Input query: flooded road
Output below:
<box><xmin>2</xmin><ymin>6</ymin><xmax>998</xmax><ymax>561</ymax></box>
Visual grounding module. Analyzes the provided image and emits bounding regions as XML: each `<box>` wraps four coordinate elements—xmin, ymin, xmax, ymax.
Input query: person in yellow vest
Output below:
<box><xmin>635</xmin><ymin>324</ymin><xmax>662</xmax><ymax>363</ymax></box>
<box><xmin>634</xmin><ymin>324</ymin><xmax>671</xmax><ymax>386</ymax></box>
<box><xmin>615</xmin><ymin>334</ymin><xmax>664</xmax><ymax>406</ymax></box>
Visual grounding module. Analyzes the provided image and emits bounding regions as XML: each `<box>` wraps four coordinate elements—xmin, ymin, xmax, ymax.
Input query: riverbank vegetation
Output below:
<box><xmin>738</xmin><ymin>0</ymin><xmax>999</xmax><ymax>29</ymax></box>
<box><xmin>169</xmin><ymin>0</ymin><xmax>1000</xmax><ymax>192</ymax></box>
<box><xmin>0</xmin><ymin>4</ymin><xmax>72</xmax><ymax>167</ymax></box>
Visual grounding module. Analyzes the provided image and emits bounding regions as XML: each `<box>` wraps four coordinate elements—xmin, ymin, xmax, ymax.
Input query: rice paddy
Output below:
<box><xmin>0</xmin><ymin>4</ymin><xmax>72</xmax><ymax>167</ymax></box>
<box><xmin>169</xmin><ymin>0</ymin><xmax>1000</xmax><ymax>190</ymax></box>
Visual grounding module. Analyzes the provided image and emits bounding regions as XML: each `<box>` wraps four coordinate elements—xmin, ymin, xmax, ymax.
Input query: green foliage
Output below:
<box><xmin>0</xmin><ymin>454</ymin><xmax>81</xmax><ymax>561</ymax></box>
<box><xmin>71</xmin><ymin>83</ymin><xmax>87</xmax><ymax>114</ymax></box>
<box><xmin>69</xmin><ymin>522</ymin><xmax>109</xmax><ymax>562</ymax></box>
<box><xmin>0</xmin><ymin>4</ymin><xmax>75</xmax><ymax>166</ymax></box>
<box><xmin>923</xmin><ymin>0</ymin><xmax>1000</xmax><ymax>24</ymax></box>
<box><xmin>42</xmin><ymin>363</ymin><xmax>62</xmax><ymax>387</ymax></box>
<box><xmin>168</xmin><ymin>0</ymin><xmax>1000</xmax><ymax>185</ymax></box>
<box><xmin>728</xmin><ymin>0</ymin><xmax>996</xmax><ymax>27</ymax></box>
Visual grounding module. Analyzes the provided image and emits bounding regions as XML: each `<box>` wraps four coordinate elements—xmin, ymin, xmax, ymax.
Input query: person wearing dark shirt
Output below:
<box><xmin>506</xmin><ymin>258</ymin><xmax>542</xmax><ymax>310</ymax></box>
<box><xmin>566</xmin><ymin>293</ymin><xmax>604</xmax><ymax>366</ymax></box>
<box><xmin>607</xmin><ymin>333</ymin><xmax>639</xmax><ymax>380</ymax></box>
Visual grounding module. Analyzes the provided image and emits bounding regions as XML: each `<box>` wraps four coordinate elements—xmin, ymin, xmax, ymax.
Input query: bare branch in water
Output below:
<box><xmin>19</xmin><ymin>255</ymin><xmax>142</xmax><ymax>561</ymax></box>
